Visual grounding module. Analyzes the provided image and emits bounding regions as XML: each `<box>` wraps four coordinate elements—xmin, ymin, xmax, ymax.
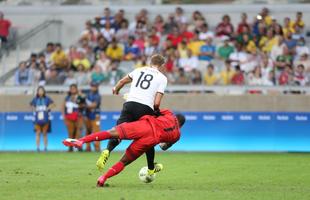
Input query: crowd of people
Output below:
<box><xmin>14</xmin><ymin>7</ymin><xmax>310</xmax><ymax>87</ymax></box>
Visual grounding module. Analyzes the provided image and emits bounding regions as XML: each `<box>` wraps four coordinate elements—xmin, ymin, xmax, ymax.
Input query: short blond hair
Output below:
<box><xmin>150</xmin><ymin>54</ymin><xmax>166</xmax><ymax>67</ymax></box>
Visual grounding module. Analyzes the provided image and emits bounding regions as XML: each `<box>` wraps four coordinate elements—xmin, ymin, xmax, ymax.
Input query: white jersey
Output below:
<box><xmin>127</xmin><ymin>67</ymin><xmax>167</xmax><ymax>109</ymax></box>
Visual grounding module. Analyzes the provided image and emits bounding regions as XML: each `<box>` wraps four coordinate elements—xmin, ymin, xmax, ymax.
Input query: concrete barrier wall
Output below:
<box><xmin>1</xmin><ymin>94</ymin><xmax>310</xmax><ymax>112</ymax></box>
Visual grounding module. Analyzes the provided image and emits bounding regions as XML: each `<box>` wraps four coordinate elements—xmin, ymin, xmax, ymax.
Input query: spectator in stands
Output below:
<box><xmin>284</xmin><ymin>31</ymin><xmax>297</xmax><ymax>52</ymax></box>
<box><xmin>106</xmin><ymin>38</ymin><xmax>123</xmax><ymax>61</ymax></box>
<box><xmin>217</xmin><ymin>37</ymin><xmax>234</xmax><ymax>60</ymax></box>
<box><xmin>164</xmin><ymin>14</ymin><xmax>178</xmax><ymax>35</ymax></box>
<box><xmin>167</xmin><ymin>26</ymin><xmax>183</xmax><ymax>48</ymax></box>
<box><xmin>174</xmin><ymin>67</ymin><xmax>190</xmax><ymax>85</ymax></box>
<box><xmin>174</xmin><ymin>7</ymin><xmax>187</xmax><ymax>24</ymax></box>
<box><xmin>294</xmin><ymin>64</ymin><xmax>308</xmax><ymax>86</ymax></box>
<box><xmin>295</xmin><ymin>37</ymin><xmax>309</xmax><ymax>60</ymax></box>
<box><xmin>91</xmin><ymin>64</ymin><xmax>105</xmax><ymax>84</ymax></box>
<box><xmin>44</xmin><ymin>42</ymin><xmax>55</xmax><ymax>68</ymax></box>
<box><xmin>191</xmin><ymin>10</ymin><xmax>205</xmax><ymax>32</ymax></box>
<box><xmin>15</xmin><ymin>62</ymin><xmax>31</xmax><ymax>86</ymax></box>
<box><xmin>75</xmin><ymin>64</ymin><xmax>90</xmax><ymax>86</ymax></box>
<box><xmin>199</xmin><ymin>38</ymin><xmax>216</xmax><ymax>62</ymax></box>
<box><xmin>248</xmin><ymin>66</ymin><xmax>263</xmax><ymax>85</ymax></box>
<box><xmin>79</xmin><ymin>38</ymin><xmax>94</xmax><ymax>63</ymax></box>
<box><xmin>51</xmin><ymin>43</ymin><xmax>68</xmax><ymax>70</ymax></box>
<box><xmin>133</xmin><ymin>32</ymin><xmax>146</xmax><ymax>52</ymax></box>
<box><xmin>115</xmin><ymin>21</ymin><xmax>129</xmax><ymax>44</ymax></box>
<box><xmin>63</xmin><ymin>84</ymin><xmax>84</xmax><ymax>152</ymax></box>
<box><xmin>144</xmin><ymin>35</ymin><xmax>160</xmax><ymax>57</ymax></box>
<box><xmin>229</xmin><ymin>43</ymin><xmax>248</xmax><ymax>72</ymax></box>
<box><xmin>294</xmin><ymin>12</ymin><xmax>304</xmax><ymax>31</ymax></box>
<box><xmin>270</xmin><ymin>36</ymin><xmax>285</xmax><ymax>61</ymax></box>
<box><xmin>237</xmin><ymin>13</ymin><xmax>250</xmax><ymax>34</ymax></box>
<box><xmin>259</xmin><ymin>28</ymin><xmax>278</xmax><ymax>53</ymax></box>
<box><xmin>191</xmin><ymin>68</ymin><xmax>202</xmax><ymax>85</ymax></box>
<box><xmin>100</xmin><ymin>21</ymin><xmax>116</xmax><ymax>42</ymax></box>
<box><xmin>124</xmin><ymin>36</ymin><xmax>140</xmax><ymax>60</ymax></box>
<box><xmin>262</xmin><ymin>70</ymin><xmax>275</xmax><ymax>86</ymax></box>
<box><xmin>95</xmin><ymin>51</ymin><xmax>111</xmax><ymax>73</ymax></box>
<box><xmin>93</xmin><ymin>36</ymin><xmax>109</xmax><ymax>60</ymax></box>
<box><xmin>36</xmin><ymin>62</ymin><xmax>47</xmax><ymax>86</ymax></box>
<box><xmin>215</xmin><ymin>15</ymin><xmax>234</xmax><ymax>38</ymax></box>
<box><xmin>30</xmin><ymin>86</ymin><xmax>55</xmax><ymax>152</ymax></box>
<box><xmin>81</xmin><ymin>20</ymin><xmax>99</xmax><ymax>44</ymax></box>
<box><xmin>114</xmin><ymin>9</ymin><xmax>128</xmax><ymax>31</ymax></box>
<box><xmin>180</xmin><ymin>23</ymin><xmax>194</xmax><ymax>42</ymax></box>
<box><xmin>67</xmin><ymin>46</ymin><xmax>80</xmax><ymax>67</ymax></box>
<box><xmin>72</xmin><ymin>51</ymin><xmax>91</xmax><ymax>70</ymax></box>
<box><xmin>220</xmin><ymin>60</ymin><xmax>235</xmax><ymax>85</ymax></box>
<box><xmin>100</xmin><ymin>7</ymin><xmax>115</xmax><ymax>27</ymax></box>
<box><xmin>153</xmin><ymin>15</ymin><xmax>165</xmax><ymax>35</ymax></box>
<box><xmin>279</xmin><ymin>64</ymin><xmax>293</xmax><ymax>85</ymax></box>
<box><xmin>64</xmin><ymin>71</ymin><xmax>77</xmax><ymax>86</ymax></box>
<box><xmin>283</xmin><ymin>17</ymin><xmax>295</xmax><ymax>38</ymax></box>
<box><xmin>242</xmin><ymin>34</ymin><xmax>257</xmax><ymax>54</ymax></box>
<box><xmin>275</xmin><ymin>45</ymin><xmax>293</xmax><ymax>75</ymax></box>
<box><xmin>187</xmin><ymin>34</ymin><xmax>204</xmax><ymax>57</ymax></box>
<box><xmin>131</xmin><ymin>20</ymin><xmax>147</xmax><ymax>36</ymax></box>
<box><xmin>0</xmin><ymin>11</ymin><xmax>11</xmax><ymax>46</ymax></box>
<box><xmin>107</xmin><ymin>61</ymin><xmax>124</xmax><ymax>85</ymax></box>
<box><xmin>231</xmin><ymin>65</ymin><xmax>245</xmax><ymax>85</ymax></box>
<box><xmin>260</xmin><ymin>54</ymin><xmax>273</xmax><ymax>82</ymax></box>
<box><xmin>46</xmin><ymin>68</ymin><xmax>63</xmax><ymax>85</ymax></box>
<box><xmin>260</xmin><ymin>7</ymin><xmax>272</xmax><ymax>27</ymax></box>
<box><xmin>204</xmin><ymin>64</ymin><xmax>218</xmax><ymax>86</ymax></box>
<box><xmin>198</xmin><ymin>23</ymin><xmax>214</xmax><ymax>41</ymax></box>
<box><xmin>134</xmin><ymin>55</ymin><xmax>147</xmax><ymax>68</ymax></box>
<box><xmin>294</xmin><ymin>53</ymin><xmax>310</xmax><ymax>74</ymax></box>
<box><xmin>179</xmin><ymin>49</ymin><xmax>199</xmax><ymax>72</ymax></box>
<box><xmin>27</xmin><ymin>53</ymin><xmax>39</xmax><ymax>69</ymax></box>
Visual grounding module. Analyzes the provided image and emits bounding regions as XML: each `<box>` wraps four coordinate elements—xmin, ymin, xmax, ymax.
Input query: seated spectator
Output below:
<box><xmin>64</xmin><ymin>71</ymin><xmax>77</xmax><ymax>86</ymax></box>
<box><xmin>106</xmin><ymin>38</ymin><xmax>123</xmax><ymax>61</ymax></box>
<box><xmin>46</xmin><ymin>68</ymin><xmax>63</xmax><ymax>85</ymax></box>
<box><xmin>67</xmin><ymin>46</ymin><xmax>80</xmax><ymax>66</ymax></box>
<box><xmin>177</xmin><ymin>40</ymin><xmax>188</xmax><ymax>59</ymax></box>
<box><xmin>91</xmin><ymin>65</ymin><xmax>106</xmax><ymax>84</ymax></box>
<box><xmin>231</xmin><ymin>65</ymin><xmax>245</xmax><ymax>85</ymax></box>
<box><xmin>220</xmin><ymin>60</ymin><xmax>235</xmax><ymax>85</ymax></box>
<box><xmin>51</xmin><ymin>43</ymin><xmax>68</xmax><ymax>70</ymax></box>
<box><xmin>72</xmin><ymin>51</ymin><xmax>91</xmax><ymax>70</ymax></box>
<box><xmin>144</xmin><ymin>35</ymin><xmax>160</xmax><ymax>57</ymax></box>
<box><xmin>80</xmin><ymin>20</ymin><xmax>99</xmax><ymax>44</ymax></box>
<box><xmin>204</xmin><ymin>64</ymin><xmax>218</xmax><ymax>85</ymax></box>
<box><xmin>260</xmin><ymin>54</ymin><xmax>273</xmax><ymax>82</ymax></box>
<box><xmin>295</xmin><ymin>37</ymin><xmax>309</xmax><ymax>60</ymax></box>
<box><xmin>100</xmin><ymin>21</ymin><xmax>116</xmax><ymax>42</ymax></box>
<box><xmin>114</xmin><ymin>9</ymin><xmax>128</xmax><ymax>31</ymax></box>
<box><xmin>95</xmin><ymin>51</ymin><xmax>111</xmax><ymax>73</ymax></box>
<box><xmin>262</xmin><ymin>71</ymin><xmax>275</xmax><ymax>86</ymax></box>
<box><xmin>259</xmin><ymin>28</ymin><xmax>278</xmax><ymax>53</ymax></box>
<box><xmin>153</xmin><ymin>15</ymin><xmax>165</xmax><ymax>35</ymax></box>
<box><xmin>242</xmin><ymin>34</ymin><xmax>257</xmax><ymax>54</ymax></box>
<box><xmin>75</xmin><ymin>64</ymin><xmax>90</xmax><ymax>86</ymax></box>
<box><xmin>294</xmin><ymin>53</ymin><xmax>310</xmax><ymax>73</ymax></box>
<box><xmin>294</xmin><ymin>64</ymin><xmax>308</xmax><ymax>86</ymax></box>
<box><xmin>278</xmin><ymin>64</ymin><xmax>293</xmax><ymax>85</ymax></box>
<box><xmin>248</xmin><ymin>66</ymin><xmax>263</xmax><ymax>85</ymax></box>
<box><xmin>27</xmin><ymin>53</ymin><xmax>39</xmax><ymax>69</ymax></box>
<box><xmin>149</xmin><ymin>27</ymin><xmax>160</xmax><ymax>46</ymax></box>
<box><xmin>294</xmin><ymin>12</ymin><xmax>304</xmax><ymax>31</ymax></box>
<box><xmin>164</xmin><ymin>14</ymin><xmax>178</xmax><ymax>34</ymax></box>
<box><xmin>237</xmin><ymin>13</ymin><xmax>250</xmax><ymax>34</ymax></box>
<box><xmin>191</xmin><ymin>68</ymin><xmax>202</xmax><ymax>85</ymax></box>
<box><xmin>283</xmin><ymin>17</ymin><xmax>295</xmax><ymax>38</ymax></box>
<box><xmin>130</xmin><ymin>20</ymin><xmax>147</xmax><ymax>36</ymax></box>
<box><xmin>198</xmin><ymin>23</ymin><xmax>214</xmax><ymax>41</ymax></box>
<box><xmin>270</xmin><ymin>36</ymin><xmax>285</xmax><ymax>61</ymax></box>
<box><xmin>115</xmin><ymin>21</ymin><xmax>129</xmax><ymax>43</ymax></box>
<box><xmin>187</xmin><ymin>34</ymin><xmax>204</xmax><ymax>57</ymax></box>
<box><xmin>167</xmin><ymin>26</ymin><xmax>183</xmax><ymax>48</ymax></box>
<box><xmin>284</xmin><ymin>31</ymin><xmax>297</xmax><ymax>51</ymax></box>
<box><xmin>124</xmin><ymin>36</ymin><xmax>140</xmax><ymax>60</ymax></box>
<box><xmin>179</xmin><ymin>49</ymin><xmax>199</xmax><ymax>72</ymax></box>
<box><xmin>199</xmin><ymin>38</ymin><xmax>216</xmax><ymax>62</ymax></box>
<box><xmin>100</xmin><ymin>7</ymin><xmax>115</xmax><ymax>27</ymax></box>
<box><xmin>174</xmin><ymin>7</ymin><xmax>187</xmax><ymax>24</ymax></box>
<box><xmin>274</xmin><ymin>45</ymin><xmax>293</xmax><ymax>73</ymax></box>
<box><xmin>191</xmin><ymin>10</ymin><xmax>205</xmax><ymax>32</ymax></box>
<box><xmin>14</xmin><ymin>62</ymin><xmax>31</xmax><ymax>86</ymax></box>
<box><xmin>260</xmin><ymin>7</ymin><xmax>272</xmax><ymax>27</ymax></box>
<box><xmin>180</xmin><ymin>23</ymin><xmax>194</xmax><ymax>42</ymax></box>
<box><xmin>134</xmin><ymin>55</ymin><xmax>147</xmax><ymax>68</ymax></box>
<box><xmin>215</xmin><ymin>15</ymin><xmax>234</xmax><ymax>38</ymax></box>
<box><xmin>0</xmin><ymin>11</ymin><xmax>11</xmax><ymax>46</ymax></box>
<box><xmin>94</xmin><ymin>36</ymin><xmax>109</xmax><ymax>60</ymax></box>
<box><xmin>229</xmin><ymin>43</ymin><xmax>248</xmax><ymax>72</ymax></box>
<box><xmin>36</xmin><ymin>62</ymin><xmax>47</xmax><ymax>86</ymax></box>
<box><xmin>133</xmin><ymin>33</ymin><xmax>146</xmax><ymax>52</ymax></box>
<box><xmin>174</xmin><ymin>68</ymin><xmax>190</xmax><ymax>85</ymax></box>
<box><xmin>217</xmin><ymin>37</ymin><xmax>234</xmax><ymax>60</ymax></box>
<box><xmin>165</xmin><ymin>54</ymin><xmax>176</xmax><ymax>73</ymax></box>
<box><xmin>44</xmin><ymin>42</ymin><xmax>55</xmax><ymax>68</ymax></box>
<box><xmin>107</xmin><ymin>62</ymin><xmax>124</xmax><ymax>85</ymax></box>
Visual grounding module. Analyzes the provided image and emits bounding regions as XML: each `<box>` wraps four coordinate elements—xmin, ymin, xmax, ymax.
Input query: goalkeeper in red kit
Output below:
<box><xmin>63</xmin><ymin>109</ymin><xmax>185</xmax><ymax>187</ymax></box>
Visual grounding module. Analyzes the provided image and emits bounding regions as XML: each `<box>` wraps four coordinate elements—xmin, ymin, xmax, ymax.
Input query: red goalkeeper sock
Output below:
<box><xmin>79</xmin><ymin>131</ymin><xmax>111</xmax><ymax>143</ymax></box>
<box><xmin>102</xmin><ymin>162</ymin><xmax>125</xmax><ymax>181</ymax></box>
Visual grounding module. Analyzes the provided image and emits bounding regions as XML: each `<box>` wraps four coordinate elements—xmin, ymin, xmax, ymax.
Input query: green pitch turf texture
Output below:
<box><xmin>1</xmin><ymin>152</ymin><xmax>310</xmax><ymax>200</ymax></box>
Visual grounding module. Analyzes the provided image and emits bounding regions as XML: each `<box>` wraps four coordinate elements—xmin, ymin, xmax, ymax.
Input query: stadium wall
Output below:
<box><xmin>3</xmin><ymin>4</ymin><xmax>310</xmax><ymax>47</ymax></box>
<box><xmin>0</xmin><ymin>94</ymin><xmax>309</xmax><ymax>152</ymax></box>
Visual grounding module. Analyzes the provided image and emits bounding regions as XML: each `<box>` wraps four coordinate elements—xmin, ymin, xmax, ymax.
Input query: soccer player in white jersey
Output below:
<box><xmin>96</xmin><ymin>54</ymin><xmax>168</xmax><ymax>175</ymax></box>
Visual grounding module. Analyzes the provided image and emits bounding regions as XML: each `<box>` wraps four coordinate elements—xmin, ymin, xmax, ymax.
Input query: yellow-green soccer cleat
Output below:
<box><xmin>96</xmin><ymin>150</ymin><xmax>110</xmax><ymax>172</ymax></box>
<box><xmin>154</xmin><ymin>163</ymin><xmax>163</xmax><ymax>173</ymax></box>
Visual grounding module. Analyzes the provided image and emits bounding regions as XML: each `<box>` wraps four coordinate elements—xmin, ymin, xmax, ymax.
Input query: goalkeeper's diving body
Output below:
<box><xmin>63</xmin><ymin>109</ymin><xmax>185</xmax><ymax>187</ymax></box>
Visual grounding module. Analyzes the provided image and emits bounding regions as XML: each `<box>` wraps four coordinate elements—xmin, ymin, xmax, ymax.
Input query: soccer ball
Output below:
<box><xmin>138</xmin><ymin>166</ymin><xmax>156</xmax><ymax>183</ymax></box>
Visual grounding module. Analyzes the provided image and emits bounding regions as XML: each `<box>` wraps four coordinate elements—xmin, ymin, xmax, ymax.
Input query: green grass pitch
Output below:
<box><xmin>1</xmin><ymin>152</ymin><xmax>310</xmax><ymax>200</ymax></box>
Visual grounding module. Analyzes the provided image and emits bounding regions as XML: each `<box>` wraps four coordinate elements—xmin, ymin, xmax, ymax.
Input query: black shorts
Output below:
<box><xmin>117</xmin><ymin>101</ymin><xmax>154</xmax><ymax>125</ymax></box>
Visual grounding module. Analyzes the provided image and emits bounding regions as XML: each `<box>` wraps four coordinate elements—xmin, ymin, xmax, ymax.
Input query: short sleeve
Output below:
<box><xmin>46</xmin><ymin>96</ymin><xmax>54</xmax><ymax>106</ymax></box>
<box><xmin>30</xmin><ymin>98</ymin><xmax>36</xmax><ymax>106</ymax></box>
<box><xmin>157</xmin><ymin>76</ymin><xmax>168</xmax><ymax>94</ymax></box>
<box><xmin>128</xmin><ymin>68</ymin><xmax>138</xmax><ymax>79</ymax></box>
<box><xmin>95</xmin><ymin>94</ymin><xmax>101</xmax><ymax>104</ymax></box>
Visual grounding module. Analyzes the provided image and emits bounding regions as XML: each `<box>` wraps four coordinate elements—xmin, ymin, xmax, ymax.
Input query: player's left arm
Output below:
<box><xmin>113</xmin><ymin>75</ymin><xmax>132</xmax><ymax>95</ymax></box>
